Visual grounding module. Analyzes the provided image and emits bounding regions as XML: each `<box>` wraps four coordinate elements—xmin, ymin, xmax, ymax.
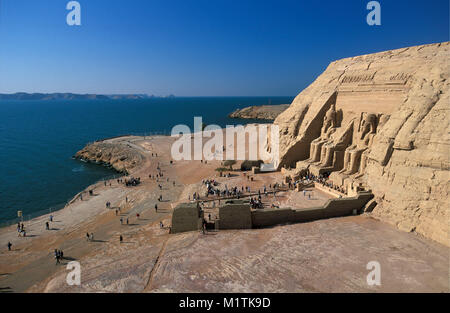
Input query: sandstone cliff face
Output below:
<box><xmin>274</xmin><ymin>42</ymin><xmax>449</xmax><ymax>245</ymax></box>
<box><xmin>75</xmin><ymin>141</ymin><xmax>145</xmax><ymax>174</ymax></box>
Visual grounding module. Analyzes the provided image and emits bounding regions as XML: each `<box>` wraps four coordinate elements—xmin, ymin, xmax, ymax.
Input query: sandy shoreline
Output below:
<box><xmin>0</xmin><ymin>131</ymin><xmax>448</xmax><ymax>293</ymax></box>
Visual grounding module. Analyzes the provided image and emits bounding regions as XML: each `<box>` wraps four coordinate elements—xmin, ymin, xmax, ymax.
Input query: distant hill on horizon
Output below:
<box><xmin>0</xmin><ymin>92</ymin><xmax>175</xmax><ymax>100</ymax></box>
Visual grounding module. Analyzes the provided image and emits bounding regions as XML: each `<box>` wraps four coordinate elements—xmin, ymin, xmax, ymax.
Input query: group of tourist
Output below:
<box><xmin>296</xmin><ymin>170</ymin><xmax>347</xmax><ymax>195</ymax></box>
<box><xmin>250</xmin><ymin>197</ymin><xmax>263</xmax><ymax>209</ymax></box>
<box><xmin>17</xmin><ymin>222</ymin><xmax>26</xmax><ymax>237</ymax></box>
<box><xmin>149</xmin><ymin>162</ymin><xmax>166</xmax><ymax>182</ymax></box>
<box><xmin>54</xmin><ymin>249</ymin><xmax>64</xmax><ymax>265</ymax></box>
<box><xmin>199</xmin><ymin>178</ymin><xmax>284</xmax><ymax>203</ymax></box>
<box><xmin>125</xmin><ymin>177</ymin><xmax>141</xmax><ymax>187</ymax></box>
<box><xmin>119</xmin><ymin>217</ymin><xmax>129</xmax><ymax>225</ymax></box>
<box><xmin>202</xmin><ymin>180</ymin><xmax>249</xmax><ymax>199</ymax></box>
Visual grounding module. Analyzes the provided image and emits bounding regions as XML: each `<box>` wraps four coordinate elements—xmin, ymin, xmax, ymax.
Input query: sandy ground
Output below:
<box><xmin>150</xmin><ymin>216</ymin><xmax>449</xmax><ymax>293</ymax></box>
<box><xmin>0</xmin><ymin>132</ymin><xmax>448</xmax><ymax>293</ymax></box>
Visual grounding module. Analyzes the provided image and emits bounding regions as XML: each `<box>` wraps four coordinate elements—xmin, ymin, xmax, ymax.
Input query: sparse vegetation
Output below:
<box><xmin>215</xmin><ymin>167</ymin><xmax>228</xmax><ymax>172</ymax></box>
<box><xmin>222</xmin><ymin>160</ymin><xmax>237</xmax><ymax>170</ymax></box>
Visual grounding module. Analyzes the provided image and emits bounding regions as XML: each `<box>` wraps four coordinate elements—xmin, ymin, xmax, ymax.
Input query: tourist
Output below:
<box><xmin>90</xmin><ymin>233</ymin><xmax>94</xmax><ymax>241</ymax></box>
<box><xmin>202</xmin><ymin>219</ymin><xmax>206</xmax><ymax>234</ymax></box>
<box><xmin>7</xmin><ymin>242</ymin><xmax>12</xmax><ymax>251</ymax></box>
<box><xmin>155</xmin><ymin>204</ymin><xmax>158</xmax><ymax>212</ymax></box>
<box><xmin>136</xmin><ymin>213</ymin><xmax>140</xmax><ymax>220</ymax></box>
<box><xmin>49</xmin><ymin>215</ymin><xmax>53</xmax><ymax>222</ymax></box>
<box><xmin>119</xmin><ymin>235</ymin><xmax>123</xmax><ymax>243</ymax></box>
<box><xmin>126</xmin><ymin>218</ymin><xmax>129</xmax><ymax>225</ymax></box>
<box><xmin>120</xmin><ymin>217</ymin><xmax>123</xmax><ymax>225</ymax></box>
<box><xmin>115</xmin><ymin>209</ymin><xmax>118</xmax><ymax>216</ymax></box>
<box><xmin>46</xmin><ymin>221</ymin><xmax>50</xmax><ymax>230</ymax></box>
<box><xmin>86</xmin><ymin>232</ymin><xmax>90</xmax><ymax>241</ymax></box>
<box><xmin>55</xmin><ymin>249</ymin><xmax>60</xmax><ymax>265</ymax></box>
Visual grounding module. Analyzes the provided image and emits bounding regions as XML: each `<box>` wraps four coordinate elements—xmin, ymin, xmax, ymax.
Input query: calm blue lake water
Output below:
<box><xmin>0</xmin><ymin>97</ymin><xmax>293</xmax><ymax>222</ymax></box>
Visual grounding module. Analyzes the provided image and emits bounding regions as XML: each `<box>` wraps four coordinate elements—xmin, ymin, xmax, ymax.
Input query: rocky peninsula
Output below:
<box><xmin>74</xmin><ymin>137</ymin><xmax>147</xmax><ymax>174</ymax></box>
<box><xmin>228</xmin><ymin>104</ymin><xmax>289</xmax><ymax>120</ymax></box>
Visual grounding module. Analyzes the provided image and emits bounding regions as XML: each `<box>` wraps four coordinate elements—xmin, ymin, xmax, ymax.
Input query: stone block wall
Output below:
<box><xmin>171</xmin><ymin>203</ymin><xmax>202</xmax><ymax>234</ymax></box>
<box><xmin>219</xmin><ymin>204</ymin><xmax>252</xmax><ymax>230</ymax></box>
<box><xmin>251</xmin><ymin>192</ymin><xmax>373</xmax><ymax>228</ymax></box>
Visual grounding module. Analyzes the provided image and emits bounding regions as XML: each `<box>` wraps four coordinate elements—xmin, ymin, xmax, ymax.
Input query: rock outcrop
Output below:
<box><xmin>74</xmin><ymin>141</ymin><xmax>145</xmax><ymax>174</ymax></box>
<box><xmin>229</xmin><ymin>104</ymin><xmax>289</xmax><ymax>120</ymax></box>
<box><xmin>273</xmin><ymin>42</ymin><xmax>449</xmax><ymax>245</ymax></box>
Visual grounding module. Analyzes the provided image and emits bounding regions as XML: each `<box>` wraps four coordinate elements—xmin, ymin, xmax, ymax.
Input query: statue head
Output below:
<box><xmin>321</xmin><ymin>104</ymin><xmax>336</xmax><ymax>137</ymax></box>
<box><xmin>359</xmin><ymin>113</ymin><xmax>377</xmax><ymax>141</ymax></box>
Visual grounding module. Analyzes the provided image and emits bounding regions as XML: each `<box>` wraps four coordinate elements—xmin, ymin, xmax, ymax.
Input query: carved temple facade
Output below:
<box><xmin>281</xmin><ymin>72</ymin><xmax>410</xmax><ymax>196</ymax></box>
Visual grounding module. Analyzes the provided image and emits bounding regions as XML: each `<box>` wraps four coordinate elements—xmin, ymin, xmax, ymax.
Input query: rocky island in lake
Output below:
<box><xmin>228</xmin><ymin>104</ymin><xmax>289</xmax><ymax>120</ymax></box>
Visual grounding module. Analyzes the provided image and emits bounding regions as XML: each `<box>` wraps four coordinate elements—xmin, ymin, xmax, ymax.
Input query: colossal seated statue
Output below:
<box><xmin>339</xmin><ymin>113</ymin><xmax>378</xmax><ymax>175</ymax></box>
<box><xmin>307</xmin><ymin>121</ymin><xmax>354</xmax><ymax>176</ymax></box>
<box><xmin>308</xmin><ymin>104</ymin><xmax>337</xmax><ymax>163</ymax></box>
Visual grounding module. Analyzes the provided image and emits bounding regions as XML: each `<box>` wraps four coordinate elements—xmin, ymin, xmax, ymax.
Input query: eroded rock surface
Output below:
<box><xmin>273</xmin><ymin>42</ymin><xmax>449</xmax><ymax>245</ymax></box>
<box><xmin>74</xmin><ymin>140</ymin><xmax>145</xmax><ymax>174</ymax></box>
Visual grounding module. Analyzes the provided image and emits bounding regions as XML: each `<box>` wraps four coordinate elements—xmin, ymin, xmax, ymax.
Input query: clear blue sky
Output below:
<box><xmin>0</xmin><ymin>0</ymin><xmax>448</xmax><ymax>96</ymax></box>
